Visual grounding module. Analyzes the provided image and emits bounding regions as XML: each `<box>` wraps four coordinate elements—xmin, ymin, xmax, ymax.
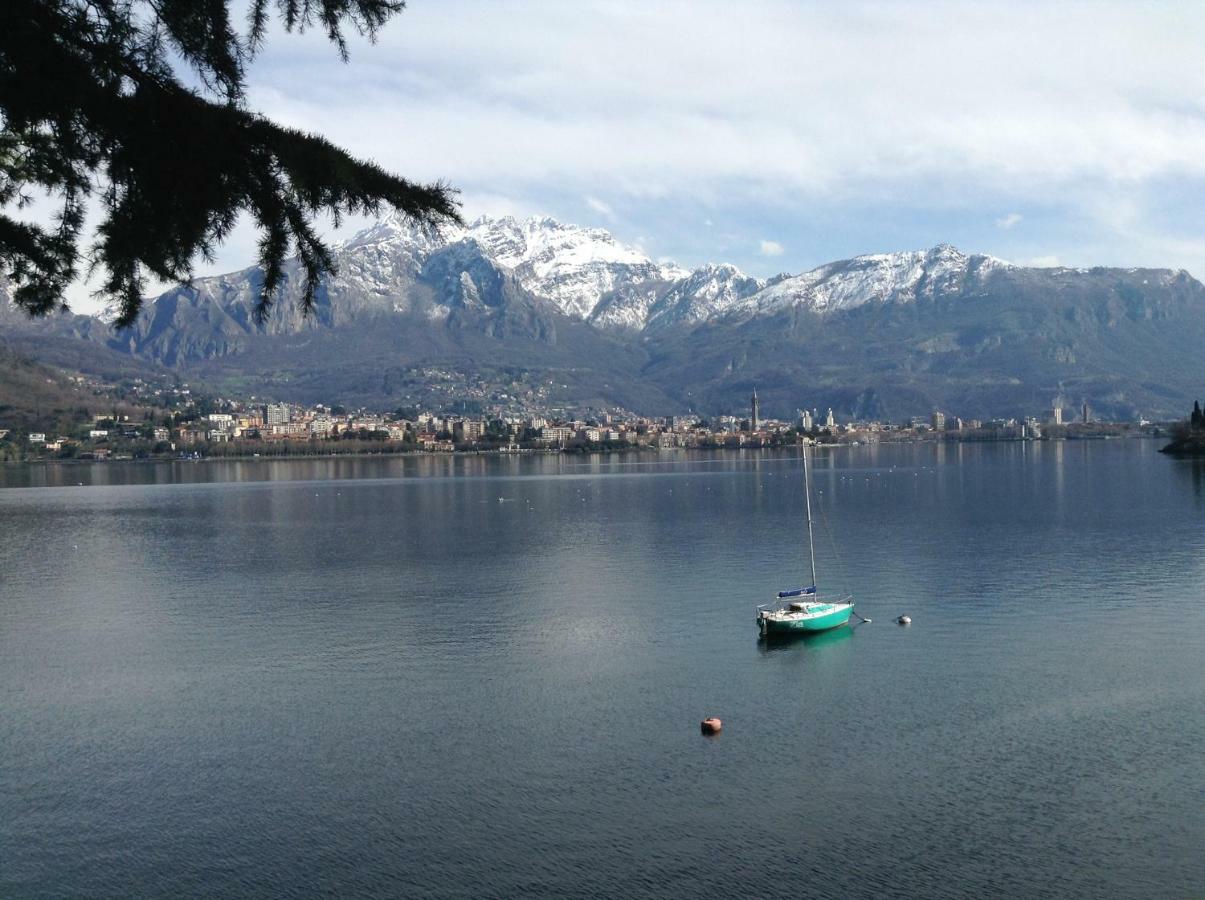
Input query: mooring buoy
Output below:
<box><xmin>897</xmin><ymin>615</ymin><xmax>912</xmax><ymax>625</ymax></box>
<box><xmin>700</xmin><ymin>717</ymin><xmax>723</xmax><ymax>735</ymax></box>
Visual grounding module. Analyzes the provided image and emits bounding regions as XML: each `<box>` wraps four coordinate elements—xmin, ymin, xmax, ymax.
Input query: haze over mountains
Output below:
<box><xmin>3</xmin><ymin>214</ymin><xmax>1205</xmax><ymax>420</ymax></box>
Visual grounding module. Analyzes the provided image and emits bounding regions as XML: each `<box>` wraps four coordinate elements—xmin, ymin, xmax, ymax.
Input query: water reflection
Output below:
<box><xmin>756</xmin><ymin>623</ymin><xmax>856</xmax><ymax>653</ymax></box>
<box><xmin>1172</xmin><ymin>456</ymin><xmax>1205</xmax><ymax>503</ymax></box>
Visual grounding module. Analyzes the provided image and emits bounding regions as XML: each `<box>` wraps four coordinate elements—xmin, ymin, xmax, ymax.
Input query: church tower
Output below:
<box><xmin>750</xmin><ymin>388</ymin><xmax>760</xmax><ymax>432</ymax></box>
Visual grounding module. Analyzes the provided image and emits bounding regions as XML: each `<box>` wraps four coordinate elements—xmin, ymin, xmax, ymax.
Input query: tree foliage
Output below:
<box><xmin>0</xmin><ymin>0</ymin><xmax>460</xmax><ymax>328</ymax></box>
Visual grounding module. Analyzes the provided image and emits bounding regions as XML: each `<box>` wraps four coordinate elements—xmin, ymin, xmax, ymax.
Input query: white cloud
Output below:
<box><xmin>584</xmin><ymin>195</ymin><xmax>616</xmax><ymax>221</ymax></box>
<box><xmin>247</xmin><ymin>1</ymin><xmax>1205</xmax><ymax>201</ymax></box>
<box><xmin>997</xmin><ymin>212</ymin><xmax>1023</xmax><ymax>229</ymax></box>
<box><xmin>759</xmin><ymin>240</ymin><xmax>785</xmax><ymax>257</ymax></box>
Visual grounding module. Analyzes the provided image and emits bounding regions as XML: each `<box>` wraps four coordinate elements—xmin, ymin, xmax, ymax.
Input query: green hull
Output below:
<box><xmin>762</xmin><ymin>604</ymin><xmax>853</xmax><ymax>634</ymax></box>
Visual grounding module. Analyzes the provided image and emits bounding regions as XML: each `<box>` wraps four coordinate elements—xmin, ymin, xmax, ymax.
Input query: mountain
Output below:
<box><xmin>0</xmin><ymin>280</ymin><xmax>176</xmax><ymax>386</ymax></box>
<box><xmin>724</xmin><ymin>244</ymin><xmax>1004</xmax><ymax>319</ymax></box>
<box><xmin>646</xmin><ymin>260</ymin><xmax>1205</xmax><ymax>422</ymax></box>
<box><xmin>3</xmin><ymin>217</ymin><xmax>1205</xmax><ymax>419</ymax></box>
<box><xmin>645</xmin><ymin>263</ymin><xmax>764</xmax><ymax>330</ymax></box>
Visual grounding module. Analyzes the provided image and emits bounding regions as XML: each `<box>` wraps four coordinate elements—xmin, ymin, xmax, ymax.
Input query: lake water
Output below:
<box><xmin>1</xmin><ymin>441</ymin><xmax>1202</xmax><ymax>898</ymax></box>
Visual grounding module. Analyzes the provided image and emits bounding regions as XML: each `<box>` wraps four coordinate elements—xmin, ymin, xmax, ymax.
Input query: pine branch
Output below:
<box><xmin>0</xmin><ymin>0</ymin><xmax>457</xmax><ymax>329</ymax></box>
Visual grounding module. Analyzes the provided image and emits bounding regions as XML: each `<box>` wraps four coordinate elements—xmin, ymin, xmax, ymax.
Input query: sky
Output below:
<box><xmin>54</xmin><ymin>0</ymin><xmax>1205</xmax><ymax>309</ymax></box>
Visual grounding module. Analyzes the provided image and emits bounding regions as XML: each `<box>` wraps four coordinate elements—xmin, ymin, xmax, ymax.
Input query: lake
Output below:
<box><xmin>1</xmin><ymin>441</ymin><xmax>1202</xmax><ymax>898</ymax></box>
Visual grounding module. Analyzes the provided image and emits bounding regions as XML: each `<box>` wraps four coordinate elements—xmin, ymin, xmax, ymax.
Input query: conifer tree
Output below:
<box><xmin>0</xmin><ymin>0</ymin><xmax>459</xmax><ymax>328</ymax></box>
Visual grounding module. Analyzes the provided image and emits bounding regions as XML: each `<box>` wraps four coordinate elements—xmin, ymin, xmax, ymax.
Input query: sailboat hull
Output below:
<box><xmin>760</xmin><ymin>604</ymin><xmax>853</xmax><ymax>634</ymax></box>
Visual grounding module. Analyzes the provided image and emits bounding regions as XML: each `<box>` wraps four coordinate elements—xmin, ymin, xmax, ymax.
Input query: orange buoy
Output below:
<box><xmin>700</xmin><ymin>717</ymin><xmax>723</xmax><ymax>735</ymax></box>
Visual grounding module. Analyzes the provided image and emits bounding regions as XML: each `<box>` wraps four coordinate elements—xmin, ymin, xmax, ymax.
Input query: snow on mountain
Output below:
<box><xmin>338</xmin><ymin>213</ymin><xmax>686</xmax><ymax>324</ymax></box>
<box><xmin>455</xmin><ymin>215</ymin><xmax>687</xmax><ymax>321</ymax></box>
<box><xmin>645</xmin><ymin>263</ymin><xmax>765</xmax><ymax>330</ymax></box>
<box><xmin>729</xmin><ymin>244</ymin><xmax>1011</xmax><ymax>319</ymax></box>
<box><xmin>335</xmin><ymin>217</ymin><xmax>1010</xmax><ymax>330</ymax></box>
<box><xmin>153</xmin><ymin>213</ymin><xmax>1013</xmax><ymax>338</ymax></box>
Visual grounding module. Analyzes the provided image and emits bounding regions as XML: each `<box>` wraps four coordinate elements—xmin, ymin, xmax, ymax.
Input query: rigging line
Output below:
<box><xmin>815</xmin><ymin>488</ymin><xmax>849</xmax><ymax>586</ymax></box>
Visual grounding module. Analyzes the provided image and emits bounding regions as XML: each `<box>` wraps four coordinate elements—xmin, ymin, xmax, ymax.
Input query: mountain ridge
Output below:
<box><xmin>2</xmin><ymin>217</ymin><xmax>1205</xmax><ymax>420</ymax></box>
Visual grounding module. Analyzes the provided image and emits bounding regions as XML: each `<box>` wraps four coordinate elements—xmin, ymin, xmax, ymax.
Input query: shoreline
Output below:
<box><xmin>2</xmin><ymin>431</ymin><xmax>1167</xmax><ymax>467</ymax></box>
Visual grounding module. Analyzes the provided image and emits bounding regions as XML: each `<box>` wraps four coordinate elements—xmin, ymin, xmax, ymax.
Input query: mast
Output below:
<box><xmin>802</xmin><ymin>444</ymin><xmax>818</xmax><ymax>591</ymax></box>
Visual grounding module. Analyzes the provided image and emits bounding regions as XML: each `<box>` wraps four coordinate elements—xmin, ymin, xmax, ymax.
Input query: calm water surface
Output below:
<box><xmin>1</xmin><ymin>442</ymin><xmax>1202</xmax><ymax>898</ymax></box>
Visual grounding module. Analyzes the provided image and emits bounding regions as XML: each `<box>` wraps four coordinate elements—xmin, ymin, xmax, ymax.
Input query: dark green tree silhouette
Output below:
<box><xmin>1192</xmin><ymin>400</ymin><xmax>1203</xmax><ymax>430</ymax></box>
<box><xmin>1</xmin><ymin>0</ymin><xmax>459</xmax><ymax>328</ymax></box>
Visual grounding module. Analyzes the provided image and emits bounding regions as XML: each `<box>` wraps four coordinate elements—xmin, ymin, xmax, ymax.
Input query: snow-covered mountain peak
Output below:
<box><xmin>337</xmin><ymin>212</ymin><xmax>690</xmax><ymax>322</ymax></box>
<box><xmin>642</xmin><ymin>262</ymin><xmax>764</xmax><ymax>330</ymax></box>
<box><xmin>449</xmin><ymin>215</ymin><xmax>684</xmax><ymax>320</ymax></box>
<box><xmin>730</xmin><ymin>245</ymin><xmax>1010</xmax><ymax>318</ymax></box>
<box><xmin>332</xmin><ymin>221</ymin><xmax>1014</xmax><ymax>329</ymax></box>
<box><xmin>459</xmin><ymin>215</ymin><xmax>653</xmax><ymax>270</ymax></box>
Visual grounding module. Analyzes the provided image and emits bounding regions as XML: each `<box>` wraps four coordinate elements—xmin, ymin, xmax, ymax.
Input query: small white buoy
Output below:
<box><xmin>897</xmin><ymin>615</ymin><xmax>912</xmax><ymax>625</ymax></box>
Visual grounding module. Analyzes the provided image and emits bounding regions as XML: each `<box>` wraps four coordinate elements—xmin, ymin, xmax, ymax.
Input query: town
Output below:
<box><xmin>0</xmin><ymin>382</ymin><xmax>1165</xmax><ymax>462</ymax></box>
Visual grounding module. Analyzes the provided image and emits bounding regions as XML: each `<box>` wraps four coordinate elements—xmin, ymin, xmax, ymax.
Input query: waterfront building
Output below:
<box><xmin>825</xmin><ymin>408</ymin><xmax>836</xmax><ymax>428</ymax></box>
<box><xmin>751</xmin><ymin>389</ymin><xmax>760</xmax><ymax>432</ymax></box>
<box><xmin>270</xmin><ymin>423</ymin><xmax>308</xmax><ymax>438</ymax></box>
<box><xmin>1052</xmin><ymin>405</ymin><xmax>1063</xmax><ymax>425</ymax></box>
<box><xmin>266</xmin><ymin>403</ymin><xmax>291</xmax><ymax>426</ymax></box>
<box><xmin>451</xmin><ymin>420</ymin><xmax>486</xmax><ymax>442</ymax></box>
<box><xmin>931</xmin><ymin>410</ymin><xmax>946</xmax><ymax>431</ymax></box>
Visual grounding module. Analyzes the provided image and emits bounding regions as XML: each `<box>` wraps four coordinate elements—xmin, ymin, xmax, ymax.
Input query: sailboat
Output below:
<box><xmin>756</xmin><ymin>446</ymin><xmax>856</xmax><ymax>636</ymax></box>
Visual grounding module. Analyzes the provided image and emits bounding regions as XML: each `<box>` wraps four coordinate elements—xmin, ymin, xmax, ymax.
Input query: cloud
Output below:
<box><xmin>997</xmin><ymin>212</ymin><xmax>1023</xmax><ymax>229</ymax></box>
<box><xmin>1025</xmin><ymin>255</ymin><xmax>1062</xmax><ymax>267</ymax></box>
<box><xmin>584</xmin><ymin>195</ymin><xmax>616</xmax><ymax>221</ymax></box>
<box><xmin>759</xmin><ymin>240</ymin><xmax>785</xmax><ymax>257</ymax></box>
<box><xmin>250</xmin><ymin>1</ymin><xmax>1205</xmax><ymax>201</ymax></box>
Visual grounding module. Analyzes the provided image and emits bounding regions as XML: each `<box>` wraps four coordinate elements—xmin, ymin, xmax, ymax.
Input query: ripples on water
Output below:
<box><xmin>1</xmin><ymin>442</ymin><xmax>1202</xmax><ymax>898</ymax></box>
